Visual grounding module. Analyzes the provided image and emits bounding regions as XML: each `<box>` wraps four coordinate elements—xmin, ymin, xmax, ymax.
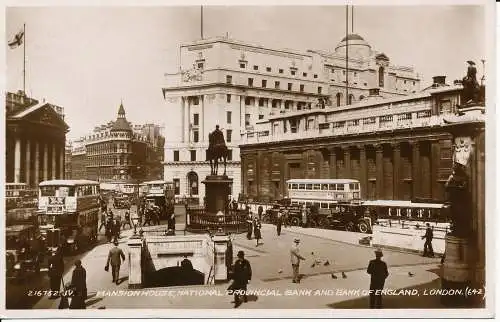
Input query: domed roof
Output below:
<box><xmin>111</xmin><ymin>102</ymin><xmax>132</xmax><ymax>132</ymax></box>
<box><xmin>340</xmin><ymin>33</ymin><xmax>365</xmax><ymax>42</ymax></box>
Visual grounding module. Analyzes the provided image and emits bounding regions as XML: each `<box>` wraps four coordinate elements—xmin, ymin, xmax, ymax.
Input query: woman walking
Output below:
<box><xmin>254</xmin><ymin>219</ymin><xmax>262</xmax><ymax>247</ymax></box>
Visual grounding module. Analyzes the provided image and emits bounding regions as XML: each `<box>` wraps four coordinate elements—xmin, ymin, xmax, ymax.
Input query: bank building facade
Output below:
<box><xmin>162</xmin><ymin>34</ymin><xmax>420</xmax><ymax>202</ymax></box>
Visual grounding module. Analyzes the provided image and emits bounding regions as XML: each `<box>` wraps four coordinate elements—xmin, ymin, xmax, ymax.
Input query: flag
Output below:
<box><xmin>8</xmin><ymin>30</ymin><xmax>24</xmax><ymax>49</ymax></box>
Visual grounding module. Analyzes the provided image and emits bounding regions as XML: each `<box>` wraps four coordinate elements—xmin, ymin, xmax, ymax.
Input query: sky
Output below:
<box><xmin>5</xmin><ymin>3</ymin><xmax>489</xmax><ymax>141</ymax></box>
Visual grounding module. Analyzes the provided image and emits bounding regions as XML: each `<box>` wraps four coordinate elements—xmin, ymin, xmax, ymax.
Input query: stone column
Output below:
<box><xmin>344</xmin><ymin>146</ymin><xmax>351</xmax><ymax>178</ymax></box>
<box><xmin>127</xmin><ymin>237</ymin><xmax>143</xmax><ymax>289</ymax></box>
<box><xmin>240</xmin><ymin>95</ymin><xmax>245</xmax><ymax>134</ymax></box>
<box><xmin>200</xmin><ymin>95</ymin><xmax>205</xmax><ymax>142</ymax></box>
<box><xmin>329</xmin><ymin>148</ymin><xmax>337</xmax><ymax>178</ymax></box>
<box><xmin>181</xmin><ymin>97</ymin><xmax>186</xmax><ymax>143</ymax></box>
<box><xmin>359</xmin><ymin>145</ymin><xmax>368</xmax><ymax>200</ymax></box>
<box><xmin>60</xmin><ymin>145</ymin><xmax>64</xmax><ymax>179</ymax></box>
<box><xmin>430</xmin><ymin>139</ymin><xmax>441</xmax><ymax>200</ymax></box>
<box><xmin>44</xmin><ymin>142</ymin><xmax>49</xmax><ymax>181</ymax></box>
<box><xmin>187</xmin><ymin>97</ymin><xmax>191</xmax><ymax>143</ymax></box>
<box><xmin>411</xmin><ymin>141</ymin><xmax>420</xmax><ymax>199</ymax></box>
<box><xmin>34</xmin><ymin>141</ymin><xmax>40</xmax><ymax>185</ymax></box>
<box><xmin>14</xmin><ymin>138</ymin><xmax>21</xmax><ymax>183</ymax></box>
<box><xmin>25</xmin><ymin>139</ymin><xmax>31</xmax><ymax>186</ymax></box>
<box><xmin>393</xmin><ymin>142</ymin><xmax>401</xmax><ymax>200</ymax></box>
<box><xmin>375</xmin><ymin>144</ymin><xmax>384</xmax><ymax>199</ymax></box>
<box><xmin>52</xmin><ymin>143</ymin><xmax>56</xmax><ymax>179</ymax></box>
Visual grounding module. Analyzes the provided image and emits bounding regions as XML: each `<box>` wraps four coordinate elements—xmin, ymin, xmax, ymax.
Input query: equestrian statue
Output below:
<box><xmin>461</xmin><ymin>60</ymin><xmax>484</xmax><ymax>106</ymax></box>
<box><xmin>207</xmin><ymin>125</ymin><xmax>229</xmax><ymax>176</ymax></box>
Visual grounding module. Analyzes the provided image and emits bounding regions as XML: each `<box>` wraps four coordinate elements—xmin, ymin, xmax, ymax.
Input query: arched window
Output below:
<box><xmin>378</xmin><ymin>66</ymin><xmax>385</xmax><ymax>87</ymax></box>
<box><xmin>336</xmin><ymin>93</ymin><xmax>342</xmax><ymax>107</ymax></box>
<box><xmin>187</xmin><ymin>171</ymin><xmax>199</xmax><ymax>196</ymax></box>
<box><xmin>348</xmin><ymin>94</ymin><xmax>354</xmax><ymax>105</ymax></box>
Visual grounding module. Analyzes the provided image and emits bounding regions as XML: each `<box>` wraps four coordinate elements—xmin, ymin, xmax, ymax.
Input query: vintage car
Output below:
<box><xmin>113</xmin><ymin>195</ymin><xmax>131</xmax><ymax>209</ymax></box>
<box><xmin>6</xmin><ymin>225</ymin><xmax>43</xmax><ymax>282</ymax></box>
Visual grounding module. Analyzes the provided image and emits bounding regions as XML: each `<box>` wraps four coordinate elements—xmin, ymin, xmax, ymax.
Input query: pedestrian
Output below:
<box><xmin>301</xmin><ymin>205</ymin><xmax>308</xmax><ymax>228</ymax></box>
<box><xmin>228</xmin><ymin>250</ymin><xmax>252</xmax><ymax>308</ymax></box>
<box><xmin>105</xmin><ymin>217</ymin><xmax>113</xmax><ymax>243</ymax></box>
<box><xmin>367</xmin><ymin>248</ymin><xmax>389</xmax><ymax>309</ymax></box>
<box><xmin>48</xmin><ymin>247</ymin><xmax>64</xmax><ymax>299</ymax></box>
<box><xmin>168</xmin><ymin>204</ymin><xmax>176</xmax><ymax>233</ymax></box>
<box><xmin>99</xmin><ymin>212</ymin><xmax>107</xmax><ymax>232</ymax></box>
<box><xmin>69</xmin><ymin>260</ymin><xmax>87</xmax><ymax>309</ymax></box>
<box><xmin>232</xmin><ymin>199</ymin><xmax>238</xmax><ymax>211</ymax></box>
<box><xmin>122</xmin><ymin>211</ymin><xmax>132</xmax><ymax>230</ymax></box>
<box><xmin>258</xmin><ymin>205</ymin><xmax>263</xmax><ymax>221</ymax></box>
<box><xmin>112</xmin><ymin>218</ymin><xmax>121</xmax><ymax>243</ymax></box>
<box><xmin>105</xmin><ymin>240</ymin><xmax>126</xmax><ymax>285</ymax></box>
<box><xmin>283</xmin><ymin>209</ymin><xmax>289</xmax><ymax>228</ymax></box>
<box><xmin>422</xmin><ymin>223</ymin><xmax>434</xmax><ymax>257</ymax></box>
<box><xmin>246</xmin><ymin>214</ymin><xmax>253</xmax><ymax>240</ymax></box>
<box><xmin>290</xmin><ymin>238</ymin><xmax>306</xmax><ymax>283</ymax></box>
<box><xmin>276</xmin><ymin>211</ymin><xmax>283</xmax><ymax>236</ymax></box>
<box><xmin>254</xmin><ymin>218</ymin><xmax>262</xmax><ymax>246</ymax></box>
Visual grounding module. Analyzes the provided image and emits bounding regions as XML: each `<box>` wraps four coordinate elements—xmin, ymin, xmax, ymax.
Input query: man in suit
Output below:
<box><xmin>422</xmin><ymin>223</ymin><xmax>434</xmax><ymax>257</ymax></box>
<box><xmin>276</xmin><ymin>211</ymin><xmax>283</xmax><ymax>236</ymax></box>
<box><xmin>69</xmin><ymin>260</ymin><xmax>87</xmax><ymax>309</ymax></box>
<box><xmin>48</xmin><ymin>247</ymin><xmax>64</xmax><ymax>299</ymax></box>
<box><xmin>105</xmin><ymin>241</ymin><xmax>126</xmax><ymax>285</ymax></box>
<box><xmin>367</xmin><ymin>248</ymin><xmax>389</xmax><ymax>309</ymax></box>
<box><xmin>230</xmin><ymin>250</ymin><xmax>252</xmax><ymax>307</ymax></box>
<box><xmin>290</xmin><ymin>238</ymin><xmax>306</xmax><ymax>283</ymax></box>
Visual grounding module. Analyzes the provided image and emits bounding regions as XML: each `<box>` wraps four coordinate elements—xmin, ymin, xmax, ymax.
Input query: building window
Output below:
<box><xmin>245</xmin><ymin>97</ymin><xmax>252</xmax><ymax>105</ymax></box>
<box><xmin>248</xmin><ymin>78</ymin><xmax>253</xmax><ymax>87</ymax></box>
<box><xmin>226</xmin><ymin>75</ymin><xmax>232</xmax><ymax>84</ymax></box>
<box><xmin>288</xmin><ymin>83</ymin><xmax>292</xmax><ymax>91</ymax></box>
<box><xmin>226</xmin><ymin>111</ymin><xmax>232</xmax><ymax>124</ymax></box>
<box><xmin>226</xmin><ymin>129</ymin><xmax>232</xmax><ymax>142</ymax></box>
<box><xmin>227</xmin><ymin>149</ymin><xmax>233</xmax><ymax>161</ymax></box>
<box><xmin>193</xmin><ymin>130</ymin><xmax>199</xmax><ymax>143</ymax></box>
<box><xmin>336</xmin><ymin>93</ymin><xmax>342</xmax><ymax>107</ymax></box>
<box><xmin>192</xmin><ymin>96</ymin><xmax>199</xmax><ymax>105</ymax></box>
<box><xmin>197</xmin><ymin>62</ymin><xmax>204</xmax><ymax>69</ymax></box>
<box><xmin>274</xmin><ymin>81</ymin><xmax>280</xmax><ymax>89</ymax></box>
<box><xmin>313</xmin><ymin>74</ymin><xmax>318</xmax><ymax>79</ymax></box>
<box><xmin>303</xmin><ymin>72</ymin><xmax>307</xmax><ymax>77</ymax></box>
<box><xmin>348</xmin><ymin>94</ymin><xmax>354</xmax><ymax>105</ymax></box>
<box><xmin>258</xmin><ymin>98</ymin><xmax>265</xmax><ymax>107</ymax></box>
<box><xmin>253</xmin><ymin>65</ymin><xmax>258</xmax><ymax>70</ymax></box>
<box><xmin>272</xmin><ymin>99</ymin><xmax>278</xmax><ymax>108</ymax></box>
<box><xmin>187</xmin><ymin>171</ymin><xmax>198</xmax><ymax>195</ymax></box>
<box><xmin>266</xmin><ymin>67</ymin><xmax>271</xmax><ymax>72</ymax></box>
<box><xmin>378</xmin><ymin>66</ymin><xmax>385</xmax><ymax>87</ymax></box>
<box><xmin>190</xmin><ymin>150</ymin><xmax>196</xmax><ymax>161</ymax></box>
<box><xmin>279</xmin><ymin>69</ymin><xmax>283</xmax><ymax>74</ymax></box>
<box><xmin>173</xmin><ymin>150</ymin><xmax>179</xmax><ymax>161</ymax></box>
<box><xmin>193</xmin><ymin>113</ymin><xmax>199</xmax><ymax>126</ymax></box>
<box><xmin>245</xmin><ymin>114</ymin><xmax>250</xmax><ymax>126</ymax></box>
<box><xmin>300</xmin><ymin>84</ymin><xmax>304</xmax><ymax>92</ymax></box>
<box><xmin>318</xmin><ymin>86</ymin><xmax>322</xmax><ymax>94</ymax></box>
<box><xmin>173</xmin><ymin>178</ymin><xmax>180</xmax><ymax>195</ymax></box>
<box><xmin>285</xmin><ymin>101</ymin><xmax>291</xmax><ymax>109</ymax></box>
<box><xmin>259</xmin><ymin>114</ymin><xmax>264</xmax><ymax>120</ymax></box>
<box><xmin>240</xmin><ymin>63</ymin><xmax>246</xmax><ymax>68</ymax></box>
<box><xmin>291</xmin><ymin>70</ymin><xmax>296</xmax><ymax>76</ymax></box>
<box><xmin>261</xmin><ymin>79</ymin><xmax>267</xmax><ymax>88</ymax></box>
<box><xmin>226</xmin><ymin>94</ymin><xmax>231</xmax><ymax>103</ymax></box>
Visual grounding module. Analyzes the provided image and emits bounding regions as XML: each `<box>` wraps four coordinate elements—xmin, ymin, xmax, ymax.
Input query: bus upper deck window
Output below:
<box><xmin>337</xmin><ymin>184</ymin><xmax>344</xmax><ymax>191</ymax></box>
<box><xmin>306</xmin><ymin>184</ymin><xmax>312</xmax><ymax>190</ymax></box>
<box><xmin>288</xmin><ymin>184</ymin><xmax>292</xmax><ymax>190</ymax></box>
<box><xmin>329</xmin><ymin>184</ymin><xmax>336</xmax><ymax>190</ymax></box>
<box><xmin>292</xmin><ymin>184</ymin><xmax>298</xmax><ymax>189</ymax></box>
<box><xmin>321</xmin><ymin>184</ymin><xmax>328</xmax><ymax>190</ymax></box>
<box><xmin>313</xmin><ymin>184</ymin><xmax>320</xmax><ymax>190</ymax></box>
<box><xmin>320</xmin><ymin>203</ymin><xmax>328</xmax><ymax>208</ymax></box>
<box><xmin>349</xmin><ymin>183</ymin><xmax>354</xmax><ymax>190</ymax></box>
<box><xmin>299</xmin><ymin>184</ymin><xmax>305</xmax><ymax>190</ymax></box>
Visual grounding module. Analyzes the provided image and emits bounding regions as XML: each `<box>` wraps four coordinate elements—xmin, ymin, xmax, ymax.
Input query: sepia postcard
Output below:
<box><xmin>1</xmin><ymin>0</ymin><xmax>496</xmax><ymax>319</ymax></box>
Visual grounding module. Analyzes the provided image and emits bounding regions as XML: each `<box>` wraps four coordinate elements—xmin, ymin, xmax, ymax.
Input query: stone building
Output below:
<box><xmin>70</xmin><ymin>102</ymin><xmax>164</xmax><ymax>183</ymax></box>
<box><xmin>5</xmin><ymin>91</ymin><xmax>68</xmax><ymax>187</ymax></box>
<box><xmin>162</xmin><ymin>34</ymin><xmax>419</xmax><ymax>202</ymax></box>
<box><xmin>239</xmin><ymin>77</ymin><xmax>461</xmax><ymax>202</ymax></box>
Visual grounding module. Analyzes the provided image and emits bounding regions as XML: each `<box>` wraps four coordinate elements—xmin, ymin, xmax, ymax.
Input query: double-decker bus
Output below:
<box><xmin>37</xmin><ymin>180</ymin><xmax>100</xmax><ymax>253</ymax></box>
<box><xmin>6</xmin><ymin>183</ymin><xmax>38</xmax><ymax>211</ymax></box>
<box><xmin>142</xmin><ymin>180</ymin><xmax>175</xmax><ymax>219</ymax></box>
<box><xmin>286</xmin><ymin>179</ymin><xmax>361</xmax><ymax>207</ymax></box>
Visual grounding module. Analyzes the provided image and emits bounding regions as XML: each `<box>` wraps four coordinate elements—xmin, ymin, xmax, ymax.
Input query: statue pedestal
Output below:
<box><xmin>212</xmin><ymin>234</ymin><xmax>231</xmax><ymax>283</ymax></box>
<box><xmin>127</xmin><ymin>236</ymin><xmax>143</xmax><ymax>289</ymax></box>
<box><xmin>202</xmin><ymin>175</ymin><xmax>233</xmax><ymax>214</ymax></box>
<box><xmin>442</xmin><ymin>235</ymin><xmax>482</xmax><ymax>307</ymax></box>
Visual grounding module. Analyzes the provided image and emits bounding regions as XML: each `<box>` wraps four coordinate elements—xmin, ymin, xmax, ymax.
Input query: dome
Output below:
<box><xmin>111</xmin><ymin>102</ymin><xmax>132</xmax><ymax>132</ymax></box>
<box><xmin>335</xmin><ymin>33</ymin><xmax>371</xmax><ymax>58</ymax></box>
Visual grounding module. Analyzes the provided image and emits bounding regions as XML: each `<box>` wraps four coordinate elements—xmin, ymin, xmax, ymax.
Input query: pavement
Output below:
<box><xmin>33</xmin><ymin>221</ymin><xmax>447</xmax><ymax>309</ymax></box>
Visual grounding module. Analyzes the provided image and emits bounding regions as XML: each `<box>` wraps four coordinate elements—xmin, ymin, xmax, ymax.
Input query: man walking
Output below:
<box><xmin>48</xmin><ymin>247</ymin><xmax>64</xmax><ymax>299</ymax></box>
<box><xmin>105</xmin><ymin>240</ymin><xmax>126</xmax><ymax>285</ymax></box>
<box><xmin>276</xmin><ymin>211</ymin><xmax>283</xmax><ymax>236</ymax></box>
<box><xmin>290</xmin><ymin>238</ymin><xmax>306</xmax><ymax>283</ymax></box>
<box><xmin>122</xmin><ymin>211</ymin><xmax>132</xmax><ymax>230</ymax></box>
<box><xmin>422</xmin><ymin>223</ymin><xmax>434</xmax><ymax>257</ymax></box>
<box><xmin>99</xmin><ymin>212</ymin><xmax>107</xmax><ymax>233</ymax></box>
<box><xmin>367</xmin><ymin>248</ymin><xmax>389</xmax><ymax>309</ymax></box>
<box><xmin>69</xmin><ymin>260</ymin><xmax>87</xmax><ymax>309</ymax></box>
<box><xmin>229</xmin><ymin>251</ymin><xmax>252</xmax><ymax>308</ymax></box>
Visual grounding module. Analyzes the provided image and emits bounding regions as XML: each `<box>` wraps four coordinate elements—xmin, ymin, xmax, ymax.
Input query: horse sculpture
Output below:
<box><xmin>207</xmin><ymin>128</ymin><xmax>228</xmax><ymax>176</ymax></box>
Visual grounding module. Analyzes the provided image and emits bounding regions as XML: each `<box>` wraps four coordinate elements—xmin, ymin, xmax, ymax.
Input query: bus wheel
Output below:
<box><xmin>358</xmin><ymin>221</ymin><xmax>371</xmax><ymax>234</ymax></box>
<box><xmin>318</xmin><ymin>218</ymin><xmax>329</xmax><ymax>228</ymax></box>
<box><xmin>290</xmin><ymin>217</ymin><xmax>300</xmax><ymax>227</ymax></box>
<box><xmin>345</xmin><ymin>221</ymin><xmax>355</xmax><ymax>232</ymax></box>
<box><xmin>309</xmin><ymin>219</ymin><xmax>317</xmax><ymax>228</ymax></box>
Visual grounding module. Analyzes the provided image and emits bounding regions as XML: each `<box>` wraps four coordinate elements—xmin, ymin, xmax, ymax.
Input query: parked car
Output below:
<box><xmin>6</xmin><ymin>225</ymin><xmax>43</xmax><ymax>282</ymax></box>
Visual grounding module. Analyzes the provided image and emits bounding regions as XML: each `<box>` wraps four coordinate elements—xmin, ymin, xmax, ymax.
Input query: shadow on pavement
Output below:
<box><xmin>116</xmin><ymin>276</ymin><xmax>129</xmax><ymax>285</ymax></box>
<box><xmin>86</xmin><ymin>296</ymin><xmax>105</xmax><ymax>307</ymax></box>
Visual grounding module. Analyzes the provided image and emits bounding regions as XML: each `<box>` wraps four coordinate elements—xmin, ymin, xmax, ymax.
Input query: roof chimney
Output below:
<box><xmin>432</xmin><ymin>76</ymin><xmax>446</xmax><ymax>86</ymax></box>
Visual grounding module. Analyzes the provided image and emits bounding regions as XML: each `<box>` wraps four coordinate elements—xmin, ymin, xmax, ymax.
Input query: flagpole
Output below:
<box><xmin>23</xmin><ymin>23</ymin><xmax>26</xmax><ymax>94</ymax></box>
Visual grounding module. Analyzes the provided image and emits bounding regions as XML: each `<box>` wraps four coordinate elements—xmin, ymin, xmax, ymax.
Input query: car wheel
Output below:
<box><xmin>358</xmin><ymin>221</ymin><xmax>371</xmax><ymax>234</ymax></box>
<box><xmin>309</xmin><ymin>219</ymin><xmax>317</xmax><ymax>228</ymax></box>
<box><xmin>290</xmin><ymin>217</ymin><xmax>300</xmax><ymax>227</ymax></box>
<box><xmin>345</xmin><ymin>221</ymin><xmax>355</xmax><ymax>232</ymax></box>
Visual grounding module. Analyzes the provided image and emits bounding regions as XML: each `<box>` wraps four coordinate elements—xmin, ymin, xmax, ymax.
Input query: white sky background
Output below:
<box><xmin>5</xmin><ymin>4</ymin><xmax>487</xmax><ymax>141</ymax></box>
